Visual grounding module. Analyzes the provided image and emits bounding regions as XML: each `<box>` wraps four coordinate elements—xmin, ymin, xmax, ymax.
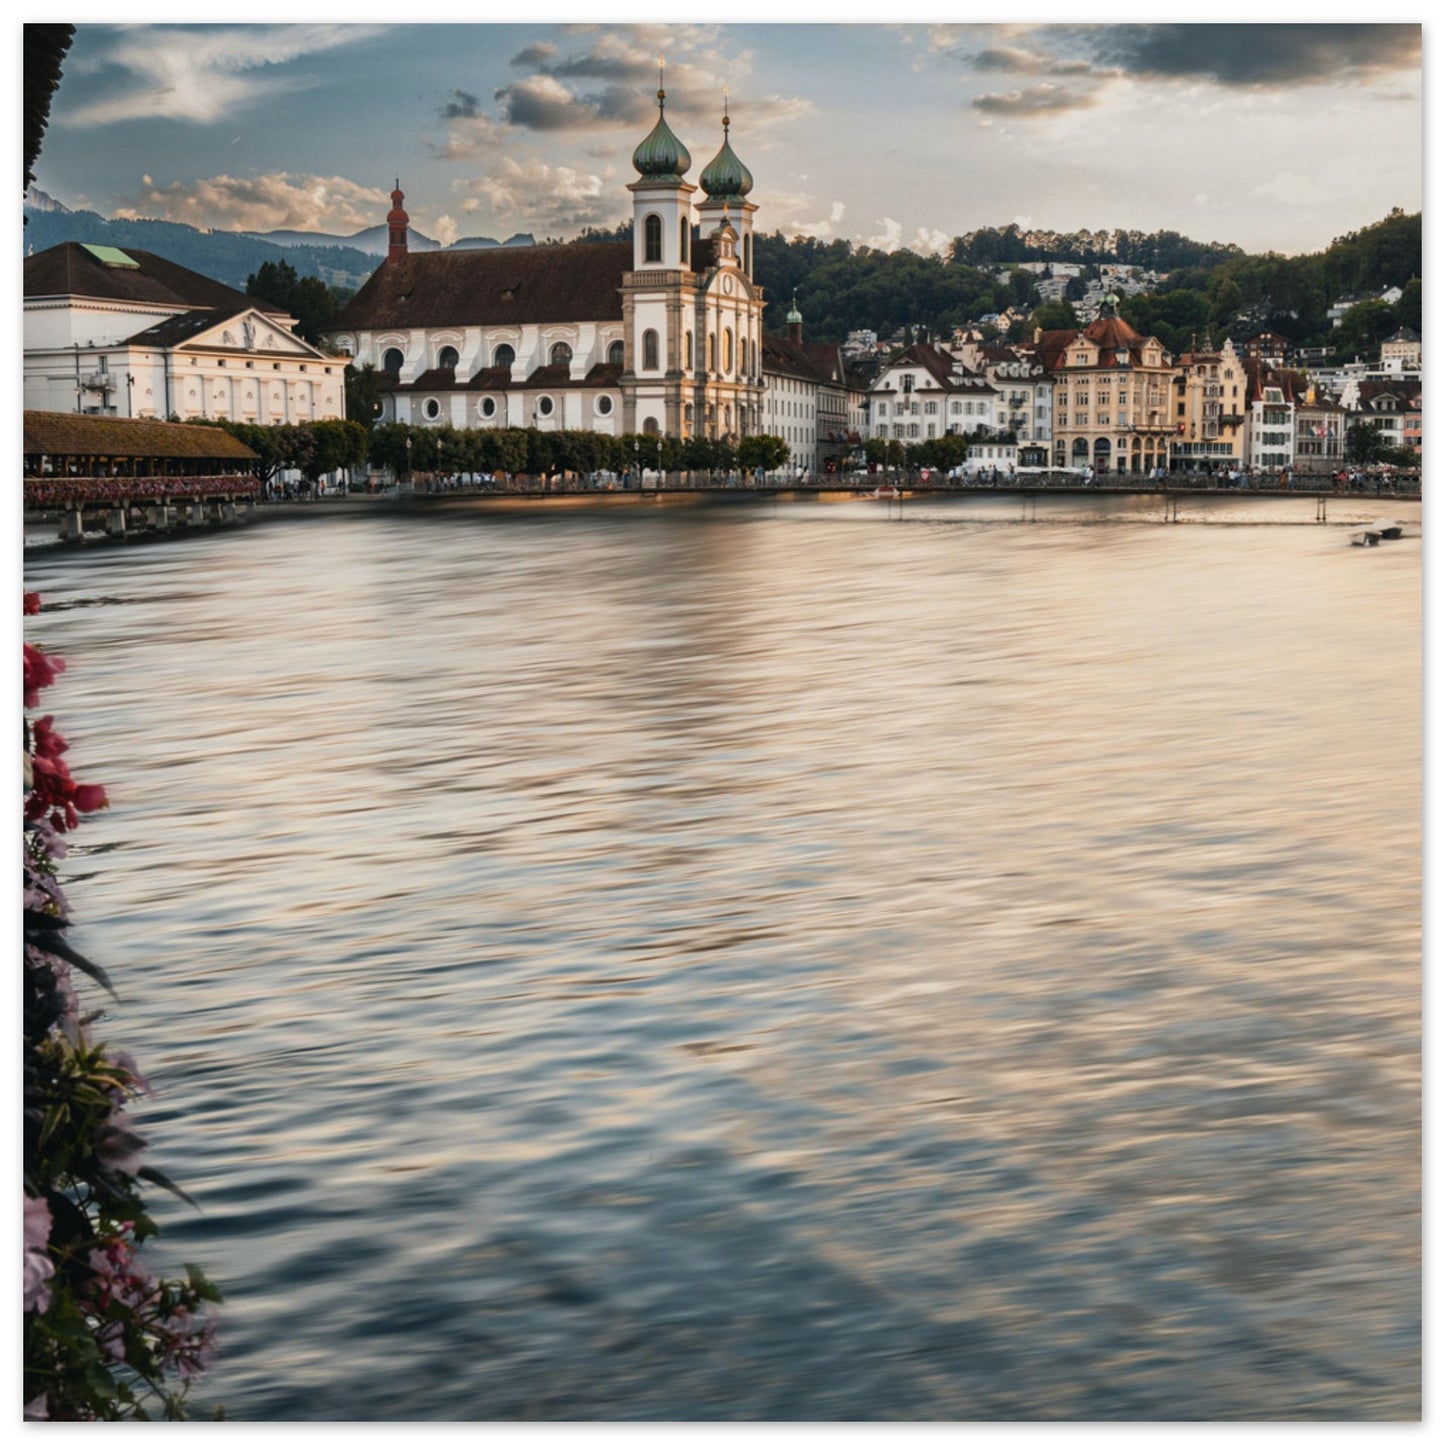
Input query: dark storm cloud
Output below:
<box><xmin>441</xmin><ymin>89</ymin><xmax>482</xmax><ymax>120</ymax></box>
<box><xmin>1093</xmin><ymin>23</ymin><xmax>1420</xmax><ymax>87</ymax></box>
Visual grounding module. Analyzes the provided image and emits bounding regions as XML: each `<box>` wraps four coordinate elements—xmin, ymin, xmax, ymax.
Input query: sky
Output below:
<box><xmin>23</xmin><ymin>11</ymin><xmax>1426</xmax><ymax>260</ymax></box>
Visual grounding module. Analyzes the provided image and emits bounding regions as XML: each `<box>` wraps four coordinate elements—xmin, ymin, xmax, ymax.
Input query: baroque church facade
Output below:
<box><xmin>325</xmin><ymin>83</ymin><xmax>765</xmax><ymax>444</ymax></box>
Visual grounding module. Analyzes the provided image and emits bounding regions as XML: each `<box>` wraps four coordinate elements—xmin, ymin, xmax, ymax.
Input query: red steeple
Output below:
<box><xmin>387</xmin><ymin>180</ymin><xmax>409</xmax><ymax>265</ymax></box>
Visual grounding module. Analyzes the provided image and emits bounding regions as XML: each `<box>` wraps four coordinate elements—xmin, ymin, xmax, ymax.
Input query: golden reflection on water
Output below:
<box><xmin>25</xmin><ymin>496</ymin><xmax>1420</xmax><ymax>1420</ymax></box>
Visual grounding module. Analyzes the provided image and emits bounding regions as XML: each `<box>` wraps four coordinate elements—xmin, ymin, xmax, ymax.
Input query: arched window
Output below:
<box><xmin>708</xmin><ymin>333</ymin><xmax>716</xmax><ymax>372</ymax></box>
<box><xmin>550</xmin><ymin>341</ymin><xmax>573</xmax><ymax>367</ymax></box>
<box><xmin>642</xmin><ymin>416</ymin><xmax>660</xmax><ymax>436</ymax></box>
<box><xmin>644</xmin><ymin>213</ymin><xmax>662</xmax><ymax>263</ymax></box>
<box><xmin>608</xmin><ymin>340</ymin><xmax>624</xmax><ymax>365</ymax></box>
<box><xmin>381</xmin><ymin>347</ymin><xmax>404</xmax><ymax>373</ymax></box>
<box><xmin>437</xmin><ymin>345</ymin><xmax>459</xmax><ymax>370</ymax></box>
<box><xmin>685</xmin><ymin>331</ymin><xmax>693</xmax><ymax>369</ymax></box>
<box><xmin>744</xmin><ymin>234</ymin><xmax>752</xmax><ymax>276</ymax></box>
<box><xmin>494</xmin><ymin>344</ymin><xmax>515</xmax><ymax>370</ymax></box>
<box><xmin>723</xmin><ymin>329</ymin><xmax>733</xmax><ymax>375</ymax></box>
<box><xmin>643</xmin><ymin>329</ymin><xmax>659</xmax><ymax>371</ymax></box>
<box><xmin>680</xmin><ymin>216</ymin><xmax>690</xmax><ymax>264</ymax></box>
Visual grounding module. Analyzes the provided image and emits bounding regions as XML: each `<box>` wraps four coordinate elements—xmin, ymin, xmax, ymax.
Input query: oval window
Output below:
<box><xmin>424</xmin><ymin>398</ymin><xmax>441</xmax><ymax>420</ymax></box>
<box><xmin>597</xmin><ymin>396</ymin><xmax>613</xmax><ymax>416</ymax></box>
<box><xmin>537</xmin><ymin>396</ymin><xmax>554</xmax><ymax>418</ymax></box>
<box><xmin>480</xmin><ymin>397</ymin><xmax>497</xmax><ymax>419</ymax></box>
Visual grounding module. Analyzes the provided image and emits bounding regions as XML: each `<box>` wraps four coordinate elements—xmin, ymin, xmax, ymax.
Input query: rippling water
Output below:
<box><xmin>24</xmin><ymin>493</ymin><xmax>1421</xmax><ymax>1420</ymax></box>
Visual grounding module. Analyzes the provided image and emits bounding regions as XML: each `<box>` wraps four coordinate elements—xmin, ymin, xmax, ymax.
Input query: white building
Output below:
<box><xmin>23</xmin><ymin>242</ymin><xmax>344</xmax><ymax>423</ymax></box>
<box><xmin>325</xmin><ymin>86</ymin><xmax>766</xmax><ymax>444</ymax></box>
<box><xmin>867</xmin><ymin>342</ymin><xmax>1000</xmax><ymax>445</ymax></box>
<box><xmin>945</xmin><ymin>339</ymin><xmax>1053</xmax><ymax>464</ymax></box>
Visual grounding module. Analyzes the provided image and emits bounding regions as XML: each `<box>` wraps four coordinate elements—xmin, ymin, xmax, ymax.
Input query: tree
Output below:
<box><xmin>1027</xmin><ymin>299</ymin><xmax>1078</xmax><ymax>334</ymax></box>
<box><xmin>1333</xmin><ymin>299</ymin><xmax>1396</xmax><ymax>360</ymax></box>
<box><xmin>1345</xmin><ymin>421</ymin><xmax>1391</xmax><ymax>466</ymax></box>
<box><xmin>245</xmin><ymin>260</ymin><xmax>338</xmax><ymax>347</ymax></box>
<box><xmin>344</xmin><ymin>363</ymin><xmax>383</xmax><ymax>428</ymax></box>
<box><xmin>738</xmin><ymin>434</ymin><xmax>790</xmax><ymax>473</ymax></box>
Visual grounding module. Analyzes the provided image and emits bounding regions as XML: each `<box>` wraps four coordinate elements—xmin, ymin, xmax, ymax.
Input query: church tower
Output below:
<box><xmin>386</xmin><ymin>181</ymin><xmax>409</xmax><ymax>265</ymax></box>
<box><xmin>692</xmin><ymin>94</ymin><xmax>765</xmax><ymax>442</ymax></box>
<box><xmin>621</xmin><ymin>61</ymin><xmax>697</xmax><ymax>437</ymax></box>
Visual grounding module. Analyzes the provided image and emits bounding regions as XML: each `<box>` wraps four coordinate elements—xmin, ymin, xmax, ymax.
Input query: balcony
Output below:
<box><xmin>81</xmin><ymin>371</ymin><xmax>116</xmax><ymax>393</ymax></box>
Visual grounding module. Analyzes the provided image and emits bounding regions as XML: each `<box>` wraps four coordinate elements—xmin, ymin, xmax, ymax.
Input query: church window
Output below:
<box><xmin>708</xmin><ymin>333</ymin><xmax>716</xmax><ymax>371</ymax></box>
<box><xmin>643</xmin><ymin>329</ymin><xmax>659</xmax><ymax>371</ymax></box>
<box><xmin>438</xmin><ymin>345</ymin><xmax>459</xmax><ymax>370</ymax></box>
<box><xmin>550</xmin><ymin>342</ymin><xmax>573</xmax><ymax>367</ymax></box>
<box><xmin>382</xmin><ymin>347</ymin><xmax>404</xmax><ymax>372</ymax></box>
<box><xmin>609</xmin><ymin>340</ymin><xmax>624</xmax><ymax>365</ymax></box>
<box><xmin>723</xmin><ymin>329</ymin><xmax>733</xmax><ymax>374</ymax></box>
<box><xmin>494</xmin><ymin>344</ymin><xmax>515</xmax><ymax>369</ymax></box>
<box><xmin>424</xmin><ymin>399</ymin><xmax>441</xmax><ymax>420</ymax></box>
<box><xmin>645</xmin><ymin>213</ymin><xmax>663</xmax><ymax>263</ymax></box>
<box><xmin>685</xmin><ymin>331</ymin><xmax>693</xmax><ymax>369</ymax></box>
<box><xmin>744</xmin><ymin>234</ymin><xmax>752</xmax><ymax>275</ymax></box>
<box><xmin>680</xmin><ymin>217</ymin><xmax>690</xmax><ymax>264</ymax></box>
<box><xmin>481</xmin><ymin>397</ymin><xmax>497</xmax><ymax>418</ymax></box>
<box><xmin>537</xmin><ymin>396</ymin><xmax>554</xmax><ymax>417</ymax></box>
<box><xmin>597</xmin><ymin>396</ymin><xmax>614</xmax><ymax>416</ymax></box>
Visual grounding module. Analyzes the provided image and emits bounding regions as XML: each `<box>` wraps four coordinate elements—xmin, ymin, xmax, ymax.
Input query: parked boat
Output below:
<box><xmin>1350</xmin><ymin>518</ymin><xmax>1407</xmax><ymax>546</ymax></box>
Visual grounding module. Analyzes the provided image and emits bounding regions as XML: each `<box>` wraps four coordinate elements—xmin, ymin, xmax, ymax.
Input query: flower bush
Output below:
<box><xmin>23</xmin><ymin>591</ymin><xmax>219</xmax><ymax>1420</ymax></box>
<box><xmin>23</xmin><ymin>475</ymin><xmax>260</xmax><ymax>509</ymax></box>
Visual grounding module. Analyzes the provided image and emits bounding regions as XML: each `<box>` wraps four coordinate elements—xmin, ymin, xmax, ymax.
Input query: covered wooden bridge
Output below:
<box><xmin>23</xmin><ymin>410</ymin><xmax>261</xmax><ymax>540</ymax></box>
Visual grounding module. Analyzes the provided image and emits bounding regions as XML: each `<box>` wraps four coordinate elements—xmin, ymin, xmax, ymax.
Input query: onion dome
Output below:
<box><xmin>632</xmin><ymin>67</ymin><xmax>691</xmax><ymax>179</ymax></box>
<box><xmin>699</xmin><ymin>97</ymin><xmax>753</xmax><ymax>203</ymax></box>
<box><xmin>786</xmin><ymin>290</ymin><xmax>803</xmax><ymax>325</ymax></box>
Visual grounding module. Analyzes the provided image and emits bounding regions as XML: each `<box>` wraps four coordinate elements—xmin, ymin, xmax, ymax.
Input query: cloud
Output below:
<box><xmin>60</xmin><ymin>24</ymin><xmax>387</xmax><ymax>126</ymax></box>
<box><xmin>1094</xmin><ymin>23</ymin><xmax>1421</xmax><ymax>88</ymax></box>
<box><xmin>454</xmin><ymin>157</ymin><xmax>622</xmax><ymax>234</ymax></box>
<box><xmin>432</xmin><ymin>22</ymin><xmax>809</xmax><ymax>159</ymax></box>
<box><xmin>972</xmin><ymin>44</ymin><xmax>1095</xmax><ymax>79</ymax></box>
<box><xmin>973</xmin><ymin>84</ymin><xmax>1097</xmax><ymax>118</ymax></box>
<box><xmin>111</xmin><ymin>171</ymin><xmax>390</xmax><ymax>234</ymax></box>
<box><xmin>441</xmin><ymin>89</ymin><xmax>482</xmax><ymax>121</ymax></box>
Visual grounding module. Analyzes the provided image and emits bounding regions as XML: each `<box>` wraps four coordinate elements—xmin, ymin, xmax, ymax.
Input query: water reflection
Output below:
<box><xmin>25</xmin><ymin>497</ymin><xmax>1420</xmax><ymax>1420</ymax></box>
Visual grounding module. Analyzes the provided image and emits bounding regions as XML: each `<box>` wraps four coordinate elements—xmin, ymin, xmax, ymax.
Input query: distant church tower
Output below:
<box><xmin>386</xmin><ymin>181</ymin><xmax>409</xmax><ymax>265</ymax></box>
<box><xmin>621</xmin><ymin>62</ymin><xmax>696</xmax><ymax>437</ymax></box>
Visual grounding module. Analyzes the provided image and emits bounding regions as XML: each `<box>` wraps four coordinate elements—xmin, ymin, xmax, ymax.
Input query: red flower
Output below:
<box><xmin>24</xmin><ymin>592</ymin><xmax>41</xmax><ymax>615</ymax></box>
<box><xmin>23</xmin><ymin>643</ymin><xmax>65</xmax><ymax>709</ymax></box>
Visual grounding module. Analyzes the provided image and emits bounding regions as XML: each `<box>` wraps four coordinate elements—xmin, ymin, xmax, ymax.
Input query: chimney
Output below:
<box><xmin>387</xmin><ymin>180</ymin><xmax>409</xmax><ymax>265</ymax></box>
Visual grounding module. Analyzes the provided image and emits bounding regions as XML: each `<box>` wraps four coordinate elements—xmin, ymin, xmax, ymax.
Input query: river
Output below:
<box><xmin>23</xmin><ymin>492</ymin><xmax>1421</xmax><ymax>1420</ymax></box>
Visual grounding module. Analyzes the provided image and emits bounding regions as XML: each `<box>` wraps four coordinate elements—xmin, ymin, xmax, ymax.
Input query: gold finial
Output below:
<box><xmin>723</xmin><ymin>84</ymin><xmax>730</xmax><ymax>136</ymax></box>
<box><xmin>657</xmin><ymin>55</ymin><xmax>665</xmax><ymax>106</ymax></box>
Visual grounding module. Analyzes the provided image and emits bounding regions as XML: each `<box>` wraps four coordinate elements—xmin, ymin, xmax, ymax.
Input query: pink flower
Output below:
<box><xmin>24</xmin><ymin>591</ymin><xmax>41</xmax><ymax>615</ymax></box>
<box><xmin>24</xmin><ymin>1193</ymin><xmax>55</xmax><ymax>1314</ymax></box>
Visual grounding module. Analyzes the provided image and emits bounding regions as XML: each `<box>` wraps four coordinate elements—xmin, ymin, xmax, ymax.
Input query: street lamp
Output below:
<box><xmin>404</xmin><ymin>432</ymin><xmax>412</xmax><ymax>490</ymax></box>
<box><xmin>656</xmin><ymin>434</ymin><xmax>663</xmax><ymax>487</ymax></box>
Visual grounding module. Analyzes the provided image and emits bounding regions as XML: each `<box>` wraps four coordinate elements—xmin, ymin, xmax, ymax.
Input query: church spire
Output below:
<box><xmin>386</xmin><ymin>180</ymin><xmax>409</xmax><ymax>265</ymax></box>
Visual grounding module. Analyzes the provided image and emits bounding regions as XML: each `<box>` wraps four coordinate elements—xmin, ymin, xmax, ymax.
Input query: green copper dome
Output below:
<box><xmin>700</xmin><ymin>117</ymin><xmax>753</xmax><ymax>202</ymax></box>
<box><xmin>632</xmin><ymin>91</ymin><xmax>691</xmax><ymax>179</ymax></box>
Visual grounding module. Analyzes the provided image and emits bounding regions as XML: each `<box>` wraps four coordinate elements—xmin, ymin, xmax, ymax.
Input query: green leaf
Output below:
<box><xmin>185</xmin><ymin>1262</ymin><xmax>224</xmax><ymax>1304</ymax></box>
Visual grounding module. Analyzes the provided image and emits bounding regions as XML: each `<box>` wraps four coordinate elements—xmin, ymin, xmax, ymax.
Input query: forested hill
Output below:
<box><xmin>24</xmin><ymin>201</ymin><xmax>1420</xmax><ymax>357</ymax></box>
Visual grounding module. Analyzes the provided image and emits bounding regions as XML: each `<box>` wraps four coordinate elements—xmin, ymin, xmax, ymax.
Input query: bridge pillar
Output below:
<box><xmin>106</xmin><ymin>508</ymin><xmax>127</xmax><ymax>536</ymax></box>
<box><xmin>59</xmin><ymin>509</ymin><xmax>85</xmax><ymax>541</ymax></box>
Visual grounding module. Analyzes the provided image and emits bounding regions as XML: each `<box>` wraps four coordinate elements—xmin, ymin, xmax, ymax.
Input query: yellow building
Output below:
<box><xmin>1032</xmin><ymin>299</ymin><xmax>1174</xmax><ymax>475</ymax></box>
<box><xmin>1169</xmin><ymin>335</ymin><xmax>1247</xmax><ymax>474</ymax></box>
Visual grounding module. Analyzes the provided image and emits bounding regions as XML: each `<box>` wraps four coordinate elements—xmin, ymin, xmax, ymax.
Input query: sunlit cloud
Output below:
<box><xmin>973</xmin><ymin>84</ymin><xmax>1098</xmax><ymax>118</ymax></box>
<box><xmin>60</xmin><ymin>24</ymin><xmax>388</xmax><ymax>126</ymax></box>
<box><xmin>454</xmin><ymin>157</ymin><xmax>622</xmax><ymax>234</ymax></box>
<box><xmin>111</xmin><ymin>171</ymin><xmax>390</xmax><ymax>234</ymax></box>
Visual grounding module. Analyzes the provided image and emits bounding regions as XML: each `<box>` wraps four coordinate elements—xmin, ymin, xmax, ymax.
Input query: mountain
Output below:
<box><xmin>245</xmin><ymin>222</ymin><xmax>440</xmax><ymax>255</ymax></box>
<box><xmin>24</xmin><ymin>184</ymin><xmax>69</xmax><ymax>213</ymax></box>
<box><xmin>22</xmin><ymin>202</ymin><xmax>544</xmax><ymax>296</ymax></box>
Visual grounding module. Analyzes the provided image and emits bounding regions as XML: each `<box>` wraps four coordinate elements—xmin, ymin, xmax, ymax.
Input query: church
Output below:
<box><xmin>325</xmin><ymin>80</ymin><xmax>766</xmax><ymax>445</ymax></box>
